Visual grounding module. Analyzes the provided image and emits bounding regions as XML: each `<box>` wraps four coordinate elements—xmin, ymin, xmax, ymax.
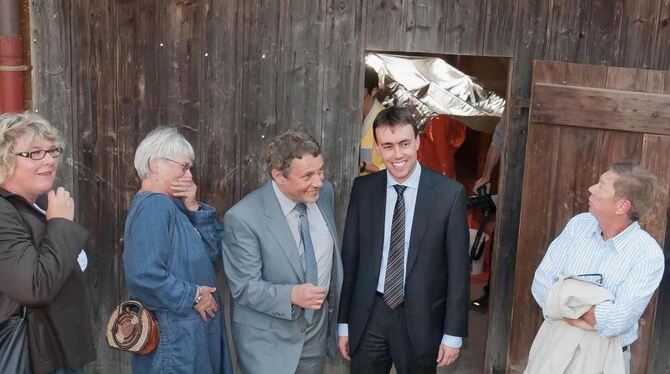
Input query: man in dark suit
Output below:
<box><xmin>337</xmin><ymin>107</ymin><xmax>470</xmax><ymax>373</ymax></box>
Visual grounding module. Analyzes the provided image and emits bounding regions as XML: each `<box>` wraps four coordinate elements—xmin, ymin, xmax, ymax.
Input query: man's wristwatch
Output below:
<box><xmin>360</xmin><ymin>161</ymin><xmax>367</xmax><ymax>173</ymax></box>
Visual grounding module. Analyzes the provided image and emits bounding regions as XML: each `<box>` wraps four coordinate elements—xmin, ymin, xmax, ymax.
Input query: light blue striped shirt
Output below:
<box><xmin>531</xmin><ymin>213</ymin><xmax>664</xmax><ymax>346</ymax></box>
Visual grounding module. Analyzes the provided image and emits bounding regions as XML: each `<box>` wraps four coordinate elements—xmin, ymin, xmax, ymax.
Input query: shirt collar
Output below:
<box><xmin>590</xmin><ymin>216</ymin><xmax>640</xmax><ymax>253</ymax></box>
<box><xmin>271</xmin><ymin>180</ymin><xmax>304</xmax><ymax>217</ymax></box>
<box><xmin>386</xmin><ymin>163</ymin><xmax>421</xmax><ymax>190</ymax></box>
<box><xmin>609</xmin><ymin>220</ymin><xmax>640</xmax><ymax>252</ymax></box>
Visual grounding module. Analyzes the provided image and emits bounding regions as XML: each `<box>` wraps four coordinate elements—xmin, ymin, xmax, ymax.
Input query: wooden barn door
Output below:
<box><xmin>506</xmin><ymin>60</ymin><xmax>670</xmax><ymax>374</ymax></box>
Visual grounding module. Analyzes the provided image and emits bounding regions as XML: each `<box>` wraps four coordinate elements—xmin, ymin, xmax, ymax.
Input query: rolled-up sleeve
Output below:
<box><xmin>594</xmin><ymin>256</ymin><xmax>664</xmax><ymax>337</ymax></box>
<box><xmin>532</xmin><ymin>221</ymin><xmax>573</xmax><ymax>317</ymax></box>
<box><xmin>187</xmin><ymin>202</ymin><xmax>223</xmax><ymax>263</ymax></box>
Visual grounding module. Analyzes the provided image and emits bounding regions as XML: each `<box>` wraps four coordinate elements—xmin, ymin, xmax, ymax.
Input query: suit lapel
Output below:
<box><xmin>261</xmin><ymin>182</ymin><xmax>305</xmax><ymax>282</ymax></box>
<box><xmin>406</xmin><ymin>170</ymin><xmax>436</xmax><ymax>277</ymax></box>
<box><xmin>370</xmin><ymin>173</ymin><xmax>388</xmax><ymax>282</ymax></box>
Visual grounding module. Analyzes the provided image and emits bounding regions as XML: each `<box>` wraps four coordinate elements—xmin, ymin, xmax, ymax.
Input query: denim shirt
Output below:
<box><xmin>123</xmin><ymin>192</ymin><xmax>233</xmax><ymax>374</ymax></box>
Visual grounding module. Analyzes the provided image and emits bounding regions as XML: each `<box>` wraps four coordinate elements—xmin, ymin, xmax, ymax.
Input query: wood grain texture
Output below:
<box><xmin>645</xmin><ymin>134</ymin><xmax>670</xmax><ymax>374</ymax></box>
<box><xmin>319</xmin><ymin>0</ymin><xmax>364</xmax><ymax>237</ymax></box>
<box><xmin>238</xmin><ymin>0</ymin><xmax>281</xmax><ymax>195</ymax></box>
<box><xmin>29</xmin><ymin>0</ymin><xmax>670</xmax><ymax>373</ymax></box>
<box><xmin>653</xmin><ymin>0</ymin><xmax>670</xmax><ymax>69</ymax></box>
<box><xmin>30</xmin><ymin>0</ymin><xmax>73</xmax><ymax>192</ymax></box>
<box><xmin>363</xmin><ymin>0</ymin><xmax>406</xmax><ymax>51</ymax></box>
<box><xmin>507</xmin><ymin>60</ymin><xmax>566</xmax><ymax>374</ymax></box>
<box><xmin>68</xmin><ymin>0</ymin><xmax>122</xmax><ymax>371</ymax></box>
<box><xmin>510</xmin><ymin>61</ymin><xmax>670</xmax><ymax>374</ymax></box>
<box><xmin>506</xmin><ymin>122</ymin><xmax>561</xmax><ymax>374</ymax></box>
<box><xmin>583</xmin><ymin>0</ymin><xmax>624</xmax><ymax>66</ymax></box>
<box><xmin>544</xmin><ymin>0</ymin><xmax>592</xmax><ymax>63</ymax></box>
<box><xmin>646</xmin><ymin>72</ymin><xmax>670</xmax><ymax>374</ymax></box>
<box><xmin>442</xmin><ymin>0</ymin><xmax>487</xmax><ymax>55</ymax></box>
<box><xmin>404</xmin><ymin>0</ymin><xmax>449</xmax><ymax>53</ymax></box>
<box><xmin>530</xmin><ymin>83</ymin><xmax>670</xmax><ymax>135</ymax></box>
<box><xmin>482</xmin><ymin>0</ymin><xmax>518</xmax><ymax>56</ymax></box>
<box><xmin>618</xmin><ymin>0</ymin><xmax>663</xmax><ymax>69</ymax></box>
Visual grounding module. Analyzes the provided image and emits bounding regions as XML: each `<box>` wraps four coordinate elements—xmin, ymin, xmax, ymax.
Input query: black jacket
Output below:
<box><xmin>338</xmin><ymin>167</ymin><xmax>470</xmax><ymax>364</ymax></box>
<box><xmin>0</xmin><ymin>188</ymin><xmax>95</xmax><ymax>374</ymax></box>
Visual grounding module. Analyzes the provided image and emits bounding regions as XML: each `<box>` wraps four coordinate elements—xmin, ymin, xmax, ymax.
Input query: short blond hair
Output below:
<box><xmin>0</xmin><ymin>112</ymin><xmax>63</xmax><ymax>184</ymax></box>
<box><xmin>610</xmin><ymin>162</ymin><xmax>658</xmax><ymax>221</ymax></box>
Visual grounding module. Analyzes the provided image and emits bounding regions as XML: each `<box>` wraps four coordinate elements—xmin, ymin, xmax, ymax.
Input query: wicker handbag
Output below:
<box><xmin>106</xmin><ymin>300</ymin><xmax>159</xmax><ymax>355</ymax></box>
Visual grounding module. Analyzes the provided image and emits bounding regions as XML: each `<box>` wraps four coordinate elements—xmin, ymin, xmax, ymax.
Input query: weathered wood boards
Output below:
<box><xmin>508</xmin><ymin>61</ymin><xmax>670</xmax><ymax>374</ymax></box>
<box><xmin>30</xmin><ymin>0</ymin><xmax>670</xmax><ymax>373</ymax></box>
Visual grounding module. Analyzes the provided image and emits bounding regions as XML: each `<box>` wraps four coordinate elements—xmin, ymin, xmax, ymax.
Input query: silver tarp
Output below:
<box><xmin>366</xmin><ymin>53</ymin><xmax>506</xmax><ymax>132</ymax></box>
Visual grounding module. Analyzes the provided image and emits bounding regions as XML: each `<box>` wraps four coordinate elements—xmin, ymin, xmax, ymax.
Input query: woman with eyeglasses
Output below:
<box><xmin>122</xmin><ymin>126</ymin><xmax>233</xmax><ymax>374</ymax></box>
<box><xmin>0</xmin><ymin>112</ymin><xmax>96</xmax><ymax>374</ymax></box>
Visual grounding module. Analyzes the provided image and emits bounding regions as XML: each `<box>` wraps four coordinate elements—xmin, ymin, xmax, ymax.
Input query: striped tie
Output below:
<box><xmin>384</xmin><ymin>184</ymin><xmax>407</xmax><ymax>309</ymax></box>
<box><xmin>296</xmin><ymin>203</ymin><xmax>318</xmax><ymax>322</ymax></box>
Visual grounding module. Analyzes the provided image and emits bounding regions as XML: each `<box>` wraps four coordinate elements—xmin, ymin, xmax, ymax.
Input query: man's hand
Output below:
<box><xmin>563</xmin><ymin>317</ymin><xmax>595</xmax><ymax>331</ymax></box>
<box><xmin>437</xmin><ymin>344</ymin><xmax>459</xmax><ymax>367</ymax></box>
<box><xmin>473</xmin><ymin>178</ymin><xmax>490</xmax><ymax>193</ymax></box>
<box><xmin>581</xmin><ymin>306</ymin><xmax>597</xmax><ymax>327</ymax></box>
<box><xmin>337</xmin><ymin>336</ymin><xmax>350</xmax><ymax>361</ymax></box>
<box><xmin>291</xmin><ymin>284</ymin><xmax>327</xmax><ymax>310</ymax></box>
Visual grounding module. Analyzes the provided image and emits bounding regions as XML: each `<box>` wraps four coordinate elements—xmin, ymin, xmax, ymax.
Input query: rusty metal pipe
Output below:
<box><xmin>0</xmin><ymin>0</ymin><xmax>26</xmax><ymax>113</ymax></box>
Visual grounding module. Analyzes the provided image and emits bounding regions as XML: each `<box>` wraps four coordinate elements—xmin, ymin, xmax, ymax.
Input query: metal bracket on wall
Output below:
<box><xmin>0</xmin><ymin>64</ymin><xmax>32</xmax><ymax>71</ymax></box>
<box><xmin>511</xmin><ymin>96</ymin><xmax>529</xmax><ymax>118</ymax></box>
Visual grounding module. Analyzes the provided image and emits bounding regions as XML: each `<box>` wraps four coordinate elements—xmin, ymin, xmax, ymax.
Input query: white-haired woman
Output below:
<box><xmin>123</xmin><ymin>126</ymin><xmax>233</xmax><ymax>374</ymax></box>
<box><xmin>0</xmin><ymin>112</ymin><xmax>96</xmax><ymax>374</ymax></box>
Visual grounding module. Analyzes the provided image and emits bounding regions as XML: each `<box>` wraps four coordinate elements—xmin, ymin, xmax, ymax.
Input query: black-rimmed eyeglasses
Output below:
<box><xmin>15</xmin><ymin>147</ymin><xmax>63</xmax><ymax>160</ymax></box>
<box><xmin>163</xmin><ymin>158</ymin><xmax>192</xmax><ymax>173</ymax></box>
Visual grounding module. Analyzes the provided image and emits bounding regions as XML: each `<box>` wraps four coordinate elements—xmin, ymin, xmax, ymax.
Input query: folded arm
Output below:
<box><xmin>594</xmin><ymin>256</ymin><xmax>664</xmax><ymax>337</ymax></box>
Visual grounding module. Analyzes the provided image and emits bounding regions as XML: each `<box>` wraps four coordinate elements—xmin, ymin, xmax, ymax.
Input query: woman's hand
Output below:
<box><xmin>193</xmin><ymin>286</ymin><xmax>218</xmax><ymax>321</ymax></box>
<box><xmin>46</xmin><ymin>187</ymin><xmax>75</xmax><ymax>221</ymax></box>
<box><xmin>171</xmin><ymin>177</ymin><xmax>199</xmax><ymax>211</ymax></box>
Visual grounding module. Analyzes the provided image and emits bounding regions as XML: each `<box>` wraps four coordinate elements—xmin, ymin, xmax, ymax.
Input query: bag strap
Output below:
<box><xmin>117</xmin><ymin>193</ymin><xmax>178</xmax><ymax>312</ymax></box>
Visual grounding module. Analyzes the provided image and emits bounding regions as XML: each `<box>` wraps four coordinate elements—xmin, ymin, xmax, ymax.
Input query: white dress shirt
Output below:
<box><xmin>272</xmin><ymin>182</ymin><xmax>333</xmax><ymax>290</ymax></box>
<box><xmin>532</xmin><ymin>212</ymin><xmax>664</xmax><ymax>347</ymax></box>
<box><xmin>338</xmin><ymin>165</ymin><xmax>463</xmax><ymax>348</ymax></box>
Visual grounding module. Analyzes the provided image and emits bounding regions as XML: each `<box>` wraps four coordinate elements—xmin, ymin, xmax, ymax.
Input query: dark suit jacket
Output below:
<box><xmin>338</xmin><ymin>166</ymin><xmax>470</xmax><ymax>365</ymax></box>
<box><xmin>0</xmin><ymin>188</ymin><xmax>95</xmax><ymax>374</ymax></box>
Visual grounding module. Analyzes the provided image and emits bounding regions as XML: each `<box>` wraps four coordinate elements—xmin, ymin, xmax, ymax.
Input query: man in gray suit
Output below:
<box><xmin>222</xmin><ymin>130</ymin><xmax>343</xmax><ymax>373</ymax></box>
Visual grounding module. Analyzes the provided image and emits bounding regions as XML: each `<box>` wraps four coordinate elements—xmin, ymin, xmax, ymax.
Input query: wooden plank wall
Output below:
<box><xmin>31</xmin><ymin>1</ymin><xmax>362</xmax><ymax>373</ymax></box>
<box><xmin>508</xmin><ymin>61</ymin><xmax>670</xmax><ymax>374</ymax></box>
<box><xmin>30</xmin><ymin>0</ymin><xmax>670</xmax><ymax>373</ymax></box>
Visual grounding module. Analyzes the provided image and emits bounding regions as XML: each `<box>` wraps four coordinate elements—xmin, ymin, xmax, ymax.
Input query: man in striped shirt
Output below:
<box><xmin>531</xmin><ymin>162</ymin><xmax>664</xmax><ymax>373</ymax></box>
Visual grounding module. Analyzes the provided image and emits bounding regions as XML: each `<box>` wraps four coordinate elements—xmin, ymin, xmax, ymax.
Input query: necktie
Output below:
<box><xmin>384</xmin><ymin>184</ymin><xmax>407</xmax><ymax>309</ymax></box>
<box><xmin>296</xmin><ymin>203</ymin><xmax>318</xmax><ymax>322</ymax></box>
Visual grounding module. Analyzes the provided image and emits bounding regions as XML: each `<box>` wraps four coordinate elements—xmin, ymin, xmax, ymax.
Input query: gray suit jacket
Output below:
<box><xmin>222</xmin><ymin>180</ymin><xmax>342</xmax><ymax>374</ymax></box>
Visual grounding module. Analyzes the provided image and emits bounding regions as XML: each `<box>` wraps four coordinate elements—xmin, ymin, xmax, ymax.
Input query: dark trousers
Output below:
<box><xmin>351</xmin><ymin>293</ymin><xmax>435</xmax><ymax>374</ymax></box>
